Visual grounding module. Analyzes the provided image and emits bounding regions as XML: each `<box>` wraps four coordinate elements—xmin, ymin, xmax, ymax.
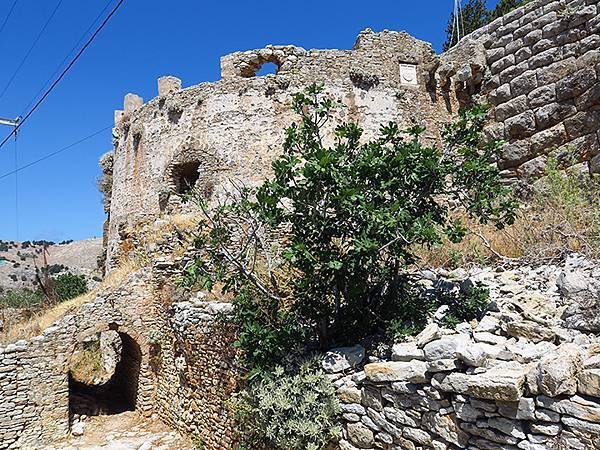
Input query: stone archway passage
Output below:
<box><xmin>69</xmin><ymin>332</ymin><xmax>142</xmax><ymax>417</ymax></box>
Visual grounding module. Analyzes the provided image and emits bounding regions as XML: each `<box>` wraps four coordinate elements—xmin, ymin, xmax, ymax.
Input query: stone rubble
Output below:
<box><xmin>335</xmin><ymin>253</ymin><xmax>600</xmax><ymax>449</ymax></box>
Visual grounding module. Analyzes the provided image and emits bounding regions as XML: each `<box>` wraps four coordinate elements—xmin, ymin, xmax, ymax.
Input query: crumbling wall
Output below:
<box><xmin>153</xmin><ymin>298</ymin><xmax>239</xmax><ymax>449</ymax></box>
<box><xmin>440</xmin><ymin>0</ymin><xmax>600</xmax><ymax>179</ymax></box>
<box><xmin>334</xmin><ymin>254</ymin><xmax>600</xmax><ymax>450</ymax></box>
<box><xmin>105</xmin><ymin>31</ymin><xmax>452</xmax><ymax>270</ymax></box>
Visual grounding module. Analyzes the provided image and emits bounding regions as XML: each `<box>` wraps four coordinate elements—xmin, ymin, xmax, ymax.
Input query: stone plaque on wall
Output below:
<box><xmin>399</xmin><ymin>63</ymin><xmax>418</xmax><ymax>86</ymax></box>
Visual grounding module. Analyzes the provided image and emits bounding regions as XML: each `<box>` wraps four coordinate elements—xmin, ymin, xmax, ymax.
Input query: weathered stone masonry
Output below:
<box><xmin>103</xmin><ymin>0</ymin><xmax>600</xmax><ymax>271</ymax></box>
<box><xmin>1</xmin><ymin>0</ymin><xmax>600</xmax><ymax>448</ymax></box>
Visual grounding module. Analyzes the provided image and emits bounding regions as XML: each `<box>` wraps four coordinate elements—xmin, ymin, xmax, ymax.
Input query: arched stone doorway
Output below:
<box><xmin>68</xmin><ymin>331</ymin><xmax>142</xmax><ymax>417</ymax></box>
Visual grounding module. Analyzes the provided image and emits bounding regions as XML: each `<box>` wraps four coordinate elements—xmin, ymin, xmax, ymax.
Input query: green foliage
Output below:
<box><xmin>0</xmin><ymin>288</ymin><xmax>43</xmax><ymax>309</ymax></box>
<box><xmin>52</xmin><ymin>273</ymin><xmax>88</xmax><ymax>302</ymax></box>
<box><xmin>387</xmin><ymin>283</ymin><xmax>489</xmax><ymax>340</ymax></box>
<box><xmin>233</xmin><ymin>360</ymin><xmax>341</xmax><ymax>450</ymax></box>
<box><xmin>444</xmin><ymin>0</ymin><xmax>529</xmax><ymax>50</ymax></box>
<box><xmin>183</xmin><ymin>85</ymin><xmax>514</xmax><ymax>365</ymax></box>
<box><xmin>443</xmin><ymin>0</ymin><xmax>488</xmax><ymax>51</ymax></box>
<box><xmin>232</xmin><ymin>288</ymin><xmax>305</xmax><ymax>377</ymax></box>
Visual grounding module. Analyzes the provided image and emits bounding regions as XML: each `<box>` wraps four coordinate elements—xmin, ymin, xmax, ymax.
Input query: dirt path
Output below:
<box><xmin>42</xmin><ymin>411</ymin><xmax>194</xmax><ymax>450</ymax></box>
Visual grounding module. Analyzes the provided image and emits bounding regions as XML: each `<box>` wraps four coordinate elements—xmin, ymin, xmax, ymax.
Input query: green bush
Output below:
<box><xmin>386</xmin><ymin>283</ymin><xmax>489</xmax><ymax>340</ymax></box>
<box><xmin>0</xmin><ymin>289</ymin><xmax>43</xmax><ymax>309</ymax></box>
<box><xmin>52</xmin><ymin>273</ymin><xmax>88</xmax><ymax>302</ymax></box>
<box><xmin>182</xmin><ymin>85</ymin><xmax>514</xmax><ymax>366</ymax></box>
<box><xmin>233</xmin><ymin>360</ymin><xmax>341</xmax><ymax>450</ymax></box>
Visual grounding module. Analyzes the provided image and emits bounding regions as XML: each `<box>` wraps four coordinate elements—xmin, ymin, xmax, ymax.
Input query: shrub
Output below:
<box><xmin>0</xmin><ymin>289</ymin><xmax>43</xmax><ymax>309</ymax></box>
<box><xmin>52</xmin><ymin>273</ymin><xmax>88</xmax><ymax>302</ymax></box>
<box><xmin>182</xmin><ymin>84</ymin><xmax>514</xmax><ymax>364</ymax></box>
<box><xmin>386</xmin><ymin>283</ymin><xmax>489</xmax><ymax>340</ymax></box>
<box><xmin>233</xmin><ymin>360</ymin><xmax>340</xmax><ymax>450</ymax></box>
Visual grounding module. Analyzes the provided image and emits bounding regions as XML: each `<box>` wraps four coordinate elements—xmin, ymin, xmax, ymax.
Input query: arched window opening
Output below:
<box><xmin>173</xmin><ymin>161</ymin><xmax>200</xmax><ymax>195</ymax></box>
<box><xmin>68</xmin><ymin>331</ymin><xmax>142</xmax><ymax>419</ymax></box>
<box><xmin>256</xmin><ymin>61</ymin><xmax>279</xmax><ymax>77</ymax></box>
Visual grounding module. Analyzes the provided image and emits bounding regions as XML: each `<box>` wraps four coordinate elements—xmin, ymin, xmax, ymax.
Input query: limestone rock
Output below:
<box><xmin>578</xmin><ymin>369</ymin><xmax>600</xmax><ymax>397</ymax></box>
<box><xmin>322</xmin><ymin>345</ymin><xmax>365</xmax><ymax>373</ymax></box>
<box><xmin>416</xmin><ymin>323</ymin><xmax>441</xmax><ymax>348</ymax></box>
<box><xmin>364</xmin><ymin>361</ymin><xmax>427</xmax><ymax>383</ymax></box>
<box><xmin>346</xmin><ymin>422</ymin><xmax>374</xmax><ymax>448</ymax></box>
<box><xmin>391</xmin><ymin>342</ymin><xmax>425</xmax><ymax>362</ymax></box>
<box><xmin>440</xmin><ymin>363</ymin><xmax>530</xmax><ymax>401</ymax></box>
<box><xmin>529</xmin><ymin>343</ymin><xmax>583</xmax><ymax>397</ymax></box>
<box><xmin>423</xmin><ymin>335</ymin><xmax>470</xmax><ymax>361</ymax></box>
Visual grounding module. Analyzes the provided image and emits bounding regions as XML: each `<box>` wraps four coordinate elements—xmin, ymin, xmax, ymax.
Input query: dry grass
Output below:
<box><xmin>0</xmin><ymin>259</ymin><xmax>141</xmax><ymax>345</ymax></box>
<box><xmin>69</xmin><ymin>340</ymin><xmax>104</xmax><ymax>384</ymax></box>
<box><xmin>418</xmin><ymin>166</ymin><xmax>600</xmax><ymax>269</ymax></box>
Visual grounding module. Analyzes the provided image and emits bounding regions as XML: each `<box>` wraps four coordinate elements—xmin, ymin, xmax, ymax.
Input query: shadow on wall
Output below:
<box><xmin>68</xmin><ymin>332</ymin><xmax>142</xmax><ymax>419</ymax></box>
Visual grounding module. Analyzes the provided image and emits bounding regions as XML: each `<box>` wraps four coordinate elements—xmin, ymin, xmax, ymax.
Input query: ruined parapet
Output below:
<box><xmin>220</xmin><ymin>45</ymin><xmax>306</xmax><ymax>78</ymax></box>
<box><xmin>157</xmin><ymin>76</ymin><xmax>182</xmax><ymax>96</ymax></box>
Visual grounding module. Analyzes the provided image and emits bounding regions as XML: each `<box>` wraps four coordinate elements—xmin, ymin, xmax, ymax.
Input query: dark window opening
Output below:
<box><xmin>174</xmin><ymin>161</ymin><xmax>200</xmax><ymax>195</ymax></box>
<box><xmin>68</xmin><ymin>332</ymin><xmax>141</xmax><ymax>419</ymax></box>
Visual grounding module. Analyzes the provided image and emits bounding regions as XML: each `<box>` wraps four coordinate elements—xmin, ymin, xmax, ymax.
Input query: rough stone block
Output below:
<box><xmin>157</xmin><ymin>76</ymin><xmax>182</xmax><ymax>96</ymax></box>
<box><xmin>440</xmin><ymin>363</ymin><xmax>530</xmax><ymax>402</ymax></box>
<box><xmin>511</xmin><ymin>71</ymin><xmax>538</xmax><ymax>97</ymax></box>
<box><xmin>364</xmin><ymin>361</ymin><xmax>427</xmax><ymax>383</ymax></box>
<box><xmin>528</xmin><ymin>84</ymin><xmax>557</xmax><ymax>109</ymax></box>
<box><xmin>556</xmin><ymin>67</ymin><xmax>597</xmax><ymax>101</ymax></box>
<box><xmin>535</xmin><ymin>102</ymin><xmax>577</xmax><ymax>129</ymax></box>
<box><xmin>577</xmin><ymin>369</ymin><xmax>600</xmax><ymax>397</ymax></box>
<box><xmin>123</xmin><ymin>93</ymin><xmax>143</xmax><ymax>113</ymax></box>
<box><xmin>506</xmin><ymin>110</ymin><xmax>537</xmax><ymax>138</ymax></box>
<box><xmin>499</xmin><ymin>140</ymin><xmax>532</xmax><ymax>168</ymax></box>
<box><xmin>564</xmin><ymin>111</ymin><xmax>600</xmax><ymax>139</ymax></box>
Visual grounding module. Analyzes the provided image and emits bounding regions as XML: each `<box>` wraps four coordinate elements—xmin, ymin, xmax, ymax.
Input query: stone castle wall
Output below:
<box><xmin>103</xmin><ymin>0</ymin><xmax>600</xmax><ymax>271</ymax></box>
<box><xmin>440</xmin><ymin>0</ymin><xmax>600</xmax><ymax>180</ymax></box>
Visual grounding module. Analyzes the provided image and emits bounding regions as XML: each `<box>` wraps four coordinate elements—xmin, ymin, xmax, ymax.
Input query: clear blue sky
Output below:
<box><xmin>0</xmin><ymin>0</ymin><xmax>498</xmax><ymax>242</ymax></box>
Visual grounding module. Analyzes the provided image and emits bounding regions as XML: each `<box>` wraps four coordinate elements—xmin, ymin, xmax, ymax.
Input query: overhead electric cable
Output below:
<box><xmin>0</xmin><ymin>0</ymin><xmax>64</xmax><ymax>102</ymax></box>
<box><xmin>0</xmin><ymin>125</ymin><xmax>112</xmax><ymax>181</ymax></box>
<box><xmin>0</xmin><ymin>0</ymin><xmax>19</xmax><ymax>38</ymax></box>
<box><xmin>0</xmin><ymin>0</ymin><xmax>124</xmax><ymax>152</ymax></box>
<box><xmin>21</xmin><ymin>0</ymin><xmax>116</xmax><ymax>115</ymax></box>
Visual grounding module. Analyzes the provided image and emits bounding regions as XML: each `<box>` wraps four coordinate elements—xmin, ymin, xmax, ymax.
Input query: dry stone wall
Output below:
<box><xmin>0</xmin><ymin>241</ymin><xmax>239</xmax><ymax>449</ymax></box>
<box><xmin>333</xmin><ymin>254</ymin><xmax>600</xmax><ymax>450</ymax></box>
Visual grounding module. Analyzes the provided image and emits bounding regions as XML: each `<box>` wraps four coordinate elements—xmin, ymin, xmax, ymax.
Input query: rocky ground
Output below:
<box><xmin>0</xmin><ymin>238</ymin><xmax>103</xmax><ymax>292</ymax></box>
<box><xmin>42</xmin><ymin>412</ymin><xmax>193</xmax><ymax>450</ymax></box>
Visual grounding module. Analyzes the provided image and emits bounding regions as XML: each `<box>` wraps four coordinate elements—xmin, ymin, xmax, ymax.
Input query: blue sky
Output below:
<box><xmin>0</xmin><ymin>0</ymin><xmax>498</xmax><ymax>242</ymax></box>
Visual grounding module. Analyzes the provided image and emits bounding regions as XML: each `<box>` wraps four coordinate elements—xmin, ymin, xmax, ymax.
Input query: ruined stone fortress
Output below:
<box><xmin>1</xmin><ymin>0</ymin><xmax>600</xmax><ymax>448</ymax></box>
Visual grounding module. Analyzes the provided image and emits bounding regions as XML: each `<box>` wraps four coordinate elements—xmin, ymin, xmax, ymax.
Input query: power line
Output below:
<box><xmin>0</xmin><ymin>125</ymin><xmax>112</xmax><ymax>181</ymax></box>
<box><xmin>0</xmin><ymin>0</ymin><xmax>19</xmax><ymax>38</ymax></box>
<box><xmin>0</xmin><ymin>0</ymin><xmax>125</xmax><ymax>152</ymax></box>
<box><xmin>21</xmin><ymin>0</ymin><xmax>116</xmax><ymax>115</ymax></box>
<box><xmin>0</xmin><ymin>0</ymin><xmax>64</xmax><ymax>102</ymax></box>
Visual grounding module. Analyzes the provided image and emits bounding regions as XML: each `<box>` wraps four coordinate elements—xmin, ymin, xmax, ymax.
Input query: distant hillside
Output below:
<box><xmin>0</xmin><ymin>238</ymin><xmax>103</xmax><ymax>292</ymax></box>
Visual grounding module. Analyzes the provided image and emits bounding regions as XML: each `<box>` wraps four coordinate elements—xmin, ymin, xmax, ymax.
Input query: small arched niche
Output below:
<box><xmin>172</xmin><ymin>161</ymin><xmax>201</xmax><ymax>195</ymax></box>
<box><xmin>68</xmin><ymin>331</ymin><xmax>142</xmax><ymax>418</ymax></box>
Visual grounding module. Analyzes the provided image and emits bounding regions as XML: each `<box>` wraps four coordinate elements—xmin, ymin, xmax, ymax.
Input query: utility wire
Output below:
<box><xmin>0</xmin><ymin>0</ymin><xmax>125</xmax><ymax>152</ymax></box>
<box><xmin>21</xmin><ymin>0</ymin><xmax>116</xmax><ymax>115</ymax></box>
<box><xmin>0</xmin><ymin>0</ymin><xmax>64</xmax><ymax>102</ymax></box>
<box><xmin>0</xmin><ymin>0</ymin><xmax>19</xmax><ymax>38</ymax></box>
<box><xmin>0</xmin><ymin>125</ymin><xmax>112</xmax><ymax>181</ymax></box>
